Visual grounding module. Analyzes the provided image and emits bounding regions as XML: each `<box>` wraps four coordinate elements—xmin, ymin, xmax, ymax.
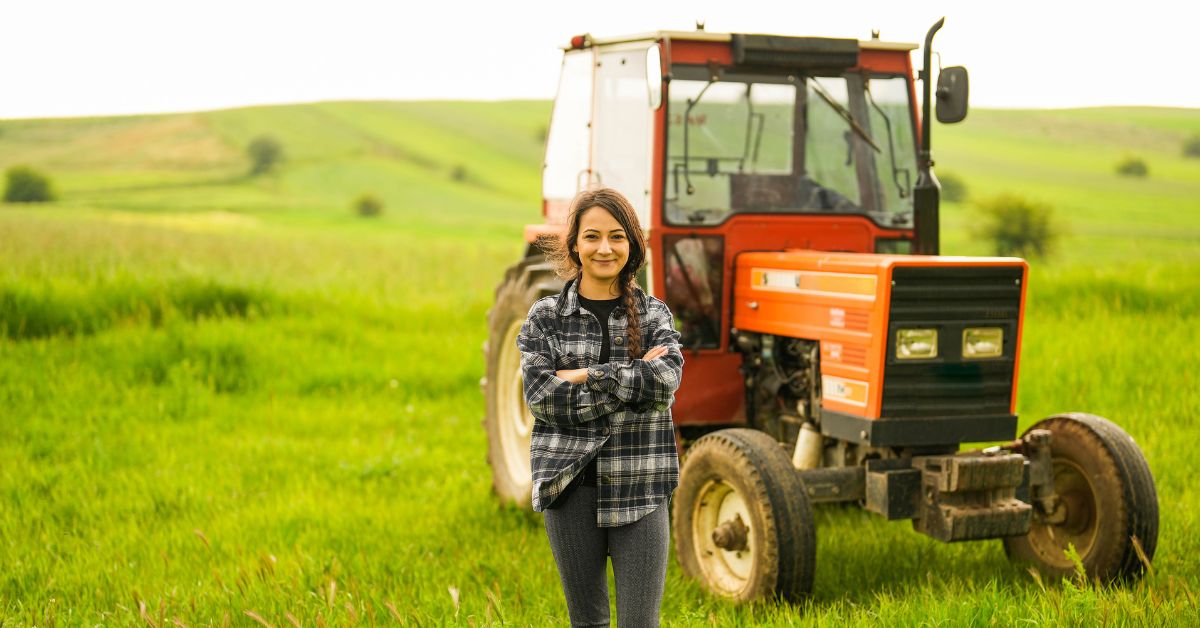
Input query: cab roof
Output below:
<box><xmin>571</xmin><ymin>30</ymin><xmax>918</xmax><ymax>52</ymax></box>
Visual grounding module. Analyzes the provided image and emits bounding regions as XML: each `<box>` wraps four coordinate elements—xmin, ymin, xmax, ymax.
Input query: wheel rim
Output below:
<box><xmin>496</xmin><ymin>319</ymin><xmax>533</xmax><ymax>487</ymax></box>
<box><xmin>1026</xmin><ymin>458</ymin><xmax>1100</xmax><ymax>569</ymax></box>
<box><xmin>692</xmin><ymin>479</ymin><xmax>755</xmax><ymax>595</ymax></box>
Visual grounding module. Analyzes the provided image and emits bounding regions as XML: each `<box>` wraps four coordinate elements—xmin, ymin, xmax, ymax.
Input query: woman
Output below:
<box><xmin>517</xmin><ymin>187</ymin><xmax>684</xmax><ymax>627</ymax></box>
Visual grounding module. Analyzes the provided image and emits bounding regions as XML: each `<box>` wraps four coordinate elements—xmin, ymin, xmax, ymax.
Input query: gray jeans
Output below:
<box><xmin>543</xmin><ymin>485</ymin><xmax>670</xmax><ymax>627</ymax></box>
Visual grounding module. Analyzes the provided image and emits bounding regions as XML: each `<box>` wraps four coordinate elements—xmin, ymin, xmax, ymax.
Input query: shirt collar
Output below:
<box><xmin>556</xmin><ymin>276</ymin><xmax>649</xmax><ymax>317</ymax></box>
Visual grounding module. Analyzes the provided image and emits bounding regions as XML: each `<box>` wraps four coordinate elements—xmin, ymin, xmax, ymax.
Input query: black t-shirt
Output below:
<box><xmin>557</xmin><ymin>294</ymin><xmax>619</xmax><ymax>496</ymax></box>
<box><xmin>578</xmin><ymin>294</ymin><xmax>620</xmax><ymax>364</ymax></box>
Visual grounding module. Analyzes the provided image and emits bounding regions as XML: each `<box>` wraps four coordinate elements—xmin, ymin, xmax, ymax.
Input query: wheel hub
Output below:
<box><xmin>1026</xmin><ymin>458</ymin><xmax>1099</xmax><ymax>568</ymax></box>
<box><xmin>693</xmin><ymin>480</ymin><xmax>754</xmax><ymax>593</ymax></box>
<box><xmin>712</xmin><ymin>515</ymin><xmax>749</xmax><ymax>552</ymax></box>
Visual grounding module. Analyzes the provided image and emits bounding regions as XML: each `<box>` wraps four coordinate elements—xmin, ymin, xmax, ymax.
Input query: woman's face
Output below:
<box><xmin>574</xmin><ymin>206</ymin><xmax>630</xmax><ymax>285</ymax></box>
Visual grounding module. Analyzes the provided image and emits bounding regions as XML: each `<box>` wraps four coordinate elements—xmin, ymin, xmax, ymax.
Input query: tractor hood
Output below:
<box><xmin>733</xmin><ymin>249</ymin><xmax>1028</xmax><ymax>436</ymax></box>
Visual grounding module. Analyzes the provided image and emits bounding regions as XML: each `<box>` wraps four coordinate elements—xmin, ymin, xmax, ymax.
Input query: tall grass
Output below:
<box><xmin>1</xmin><ymin>102</ymin><xmax>1198</xmax><ymax>624</ymax></box>
<box><xmin>0</xmin><ymin>277</ymin><xmax>279</xmax><ymax>339</ymax></box>
<box><xmin>3</xmin><ymin>210</ymin><xmax>1197</xmax><ymax>625</ymax></box>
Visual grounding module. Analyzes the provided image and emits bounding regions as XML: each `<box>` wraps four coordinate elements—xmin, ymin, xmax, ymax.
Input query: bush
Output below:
<box><xmin>353</xmin><ymin>193</ymin><xmax>384</xmax><ymax>218</ymax></box>
<box><xmin>247</xmin><ymin>135</ymin><xmax>284</xmax><ymax>176</ymax></box>
<box><xmin>938</xmin><ymin>171</ymin><xmax>968</xmax><ymax>203</ymax></box>
<box><xmin>4</xmin><ymin>165</ymin><xmax>56</xmax><ymax>203</ymax></box>
<box><xmin>972</xmin><ymin>193</ymin><xmax>1060</xmax><ymax>259</ymax></box>
<box><xmin>1184</xmin><ymin>135</ymin><xmax>1200</xmax><ymax>159</ymax></box>
<box><xmin>1115</xmin><ymin>156</ymin><xmax>1148</xmax><ymax>178</ymax></box>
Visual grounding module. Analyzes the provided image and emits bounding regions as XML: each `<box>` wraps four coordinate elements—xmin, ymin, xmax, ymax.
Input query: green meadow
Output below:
<box><xmin>2</xmin><ymin>101</ymin><xmax>1199</xmax><ymax>626</ymax></box>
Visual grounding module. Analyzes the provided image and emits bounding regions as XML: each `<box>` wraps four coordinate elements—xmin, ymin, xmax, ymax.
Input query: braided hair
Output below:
<box><xmin>536</xmin><ymin>188</ymin><xmax>647</xmax><ymax>358</ymax></box>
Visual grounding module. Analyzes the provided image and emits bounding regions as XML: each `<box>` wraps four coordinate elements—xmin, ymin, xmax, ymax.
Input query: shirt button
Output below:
<box><xmin>600</xmin><ymin>426</ymin><xmax>610</xmax><ymax>436</ymax></box>
<box><xmin>615</xmin><ymin>336</ymin><xmax>624</xmax><ymax>345</ymax></box>
<box><xmin>600</xmin><ymin>475</ymin><xmax>612</xmax><ymax>485</ymax></box>
<box><xmin>589</xmin><ymin>368</ymin><xmax>602</xmax><ymax>378</ymax></box>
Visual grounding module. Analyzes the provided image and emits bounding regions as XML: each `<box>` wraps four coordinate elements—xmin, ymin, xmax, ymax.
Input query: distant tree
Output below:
<box><xmin>972</xmin><ymin>193</ymin><xmax>1060</xmax><ymax>259</ymax></box>
<box><xmin>1115</xmin><ymin>156</ymin><xmax>1148</xmax><ymax>178</ymax></box>
<box><xmin>247</xmin><ymin>135</ymin><xmax>284</xmax><ymax>176</ymax></box>
<box><xmin>1184</xmin><ymin>135</ymin><xmax>1200</xmax><ymax>159</ymax></box>
<box><xmin>353</xmin><ymin>193</ymin><xmax>384</xmax><ymax>218</ymax></box>
<box><xmin>3</xmin><ymin>165</ymin><xmax>56</xmax><ymax>203</ymax></box>
<box><xmin>450</xmin><ymin>164</ymin><xmax>468</xmax><ymax>183</ymax></box>
<box><xmin>938</xmin><ymin>171</ymin><xmax>968</xmax><ymax>203</ymax></box>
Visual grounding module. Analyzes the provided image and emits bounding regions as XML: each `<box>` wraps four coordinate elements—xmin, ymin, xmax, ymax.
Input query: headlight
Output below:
<box><xmin>963</xmin><ymin>327</ymin><xmax>1004</xmax><ymax>359</ymax></box>
<box><xmin>896</xmin><ymin>329</ymin><xmax>938</xmax><ymax>359</ymax></box>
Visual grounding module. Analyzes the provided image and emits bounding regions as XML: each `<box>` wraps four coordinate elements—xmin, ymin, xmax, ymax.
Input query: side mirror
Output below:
<box><xmin>646</xmin><ymin>45</ymin><xmax>663</xmax><ymax>110</ymax></box>
<box><xmin>935</xmin><ymin>66</ymin><xmax>969</xmax><ymax>123</ymax></box>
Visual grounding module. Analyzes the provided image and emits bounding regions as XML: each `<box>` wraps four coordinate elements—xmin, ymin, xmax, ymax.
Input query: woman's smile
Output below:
<box><xmin>587</xmin><ymin>257</ymin><xmax>621</xmax><ymax>277</ymax></box>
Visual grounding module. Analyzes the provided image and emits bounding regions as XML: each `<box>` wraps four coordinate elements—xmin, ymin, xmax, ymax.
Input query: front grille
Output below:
<box><xmin>881</xmin><ymin>266</ymin><xmax>1023</xmax><ymax>419</ymax></box>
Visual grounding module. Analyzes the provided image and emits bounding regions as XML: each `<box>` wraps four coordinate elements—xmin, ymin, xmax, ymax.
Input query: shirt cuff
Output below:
<box><xmin>586</xmin><ymin>363</ymin><xmax>618</xmax><ymax>393</ymax></box>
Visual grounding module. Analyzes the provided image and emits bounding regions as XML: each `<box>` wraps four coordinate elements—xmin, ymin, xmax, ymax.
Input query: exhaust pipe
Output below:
<box><xmin>913</xmin><ymin>17</ymin><xmax>944</xmax><ymax>256</ymax></box>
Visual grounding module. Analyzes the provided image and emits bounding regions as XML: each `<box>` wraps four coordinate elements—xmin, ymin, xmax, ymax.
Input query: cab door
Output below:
<box><xmin>590</xmin><ymin>43</ymin><xmax>657</xmax><ymax>230</ymax></box>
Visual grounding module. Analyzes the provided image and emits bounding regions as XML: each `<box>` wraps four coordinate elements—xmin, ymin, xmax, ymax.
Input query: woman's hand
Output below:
<box><xmin>641</xmin><ymin>345</ymin><xmax>669</xmax><ymax>361</ymax></box>
<box><xmin>555</xmin><ymin>368</ymin><xmax>589</xmax><ymax>384</ymax></box>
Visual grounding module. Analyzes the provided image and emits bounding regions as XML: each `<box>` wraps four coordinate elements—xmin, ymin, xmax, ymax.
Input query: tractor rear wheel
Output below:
<box><xmin>672</xmin><ymin>428</ymin><xmax>816</xmax><ymax>602</ymax></box>
<box><xmin>483</xmin><ymin>256</ymin><xmax>563</xmax><ymax>509</ymax></box>
<box><xmin>1003</xmin><ymin>413</ymin><xmax>1158</xmax><ymax>581</ymax></box>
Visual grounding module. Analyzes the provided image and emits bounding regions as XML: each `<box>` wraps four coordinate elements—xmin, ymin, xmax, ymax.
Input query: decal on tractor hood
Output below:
<box><xmin>822</xmin><ymin>375</ymin><xmax>869</xmax><ymax>407</ymax></box>
<box><xmin>750</xmin><ymin>268</ymin><xmax>877</xmax><ymax>300</ymax></box>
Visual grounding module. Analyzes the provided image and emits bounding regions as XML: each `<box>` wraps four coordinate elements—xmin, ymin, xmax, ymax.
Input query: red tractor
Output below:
<box><xmin>484</xmin><ymin>20</ymin><xmax>1158</xmax><ymax>601</ymax></box>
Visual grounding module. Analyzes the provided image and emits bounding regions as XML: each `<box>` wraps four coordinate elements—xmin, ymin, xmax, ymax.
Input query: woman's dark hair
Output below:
<box><xmin>536</xmin><ymin>188</ymin><xmax>648</xmax><ymax>358</ymax></box>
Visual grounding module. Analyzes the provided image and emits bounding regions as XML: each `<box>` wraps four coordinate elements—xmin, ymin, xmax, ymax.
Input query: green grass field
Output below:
<box><xmin>2</xmin><ymin>101</ymin><xmax>1199</xmax><ymax>626</ymax></box>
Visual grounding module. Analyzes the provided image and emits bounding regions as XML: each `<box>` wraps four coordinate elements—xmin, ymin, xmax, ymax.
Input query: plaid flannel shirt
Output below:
<box><xmin>517</xmin><ymin>277</ymin><xmax>683</xmax><ymax>527</ymax></box>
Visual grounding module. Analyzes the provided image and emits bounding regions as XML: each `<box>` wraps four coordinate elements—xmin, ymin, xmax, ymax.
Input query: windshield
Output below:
<box><xmin>665</xmin><ymin>69</ymin><xmax>916</xmax><ymax>227</ymax></box>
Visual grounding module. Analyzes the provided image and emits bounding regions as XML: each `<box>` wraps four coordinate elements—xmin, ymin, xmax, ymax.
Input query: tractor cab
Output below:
<box><xmin>540</xmin><ymin>30</ymin><xmax>938</xmax><ymax>233</ymax></box>
<box><xmin>533</xmin><ymin>29</ymin><xmax>962</xmax><ymax>427</ymax></box>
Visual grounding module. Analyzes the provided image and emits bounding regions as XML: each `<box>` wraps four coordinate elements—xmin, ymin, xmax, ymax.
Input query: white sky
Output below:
<box><xmin>5</xmin><ymin>0</ymin><xmax>1197</xmax><ymax>119</ymax></box>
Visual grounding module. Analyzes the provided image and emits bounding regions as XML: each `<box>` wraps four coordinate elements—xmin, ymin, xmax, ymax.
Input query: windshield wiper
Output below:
<box><xmin>740</xmin><ymin>83</ymin><xmax>766</xmax><ymax>172</ymax></box>
<box><xmin>808</xmin><ymin>77</ymin><xmax>881</xmax><ymax>154</ymax></box>
<box><xmin>682</xmin><ymin>79</ymin><xmax>717</xmax><ymax>195</ymax></box>
<box><xmin>865</xmin><ymin>83</ymin><xmax>912</xmax><ymax>200</ymax></box>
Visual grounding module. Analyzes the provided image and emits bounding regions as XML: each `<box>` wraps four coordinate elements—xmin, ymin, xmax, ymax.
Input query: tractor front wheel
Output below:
<box><xmin>672</xmin><ymin>428</ymin><xmax>816</xmax><ymax>602</ymax></box>
<box><xmin>1004</xmin><ymin>413</ymin><xmax>1159</xmax><ymax>581</ymax></box>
